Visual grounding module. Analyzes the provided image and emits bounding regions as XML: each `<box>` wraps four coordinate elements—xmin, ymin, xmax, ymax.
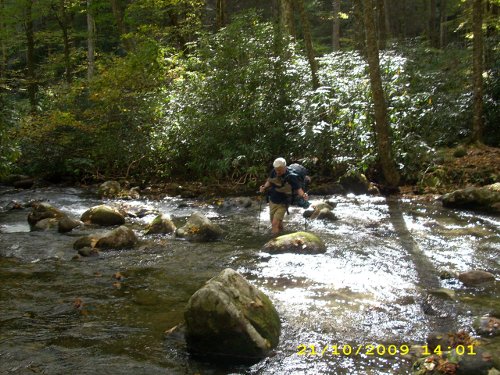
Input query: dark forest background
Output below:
<box><xmin>0</xmin><ymin>0</ymin><xmax>498</xmax><ymax>188</ymax></box>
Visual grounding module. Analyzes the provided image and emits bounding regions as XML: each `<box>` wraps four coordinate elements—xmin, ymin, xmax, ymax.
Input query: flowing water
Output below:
<box><xmin>0</xmin><ymin>185</ymin><xmax>498</xmax><ymax>375</ymax></box>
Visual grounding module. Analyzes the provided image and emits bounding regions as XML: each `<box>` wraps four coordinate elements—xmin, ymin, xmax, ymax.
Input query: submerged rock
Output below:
<box><xmin>176</xmin><ymin>211</ymin><xmax>223</xmax><ymax>242</ymax></box>
<box><xmin>81</xmin><ymin>205</ymin><xmax>125</xmax><ymax>226</ymax></box>
<box><xmin>442</xmin><ymin>183</ymin><xmax>500</xmax><ymax>214</ymax></box>
<box><xmin>263</xmin><ymin>231</ymin><xmax>326</xmax><ymax>254</ymax></box>
<box><xmin>184</xmin><ymin>268</ymin><xmax>280</xmax><ymax>363</ymax></box>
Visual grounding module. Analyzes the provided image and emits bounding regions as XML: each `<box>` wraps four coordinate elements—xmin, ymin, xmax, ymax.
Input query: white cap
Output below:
<box><xmin>273</xmin><ymin>157</ymin><xmax>286</xmax><ymax>168</ymax></box>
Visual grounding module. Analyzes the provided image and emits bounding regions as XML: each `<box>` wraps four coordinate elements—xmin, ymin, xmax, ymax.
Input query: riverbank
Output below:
<box><xmin>2</xmin><ymin>145</ymin><xmax>499</xmax><ymax>200</ymax></box>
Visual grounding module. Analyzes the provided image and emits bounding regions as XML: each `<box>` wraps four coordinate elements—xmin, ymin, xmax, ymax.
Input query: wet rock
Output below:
<box><xmin>175</xmin><ymin>212</ymin><xmax>223</xmax><ymax>242</ymax></box>
<box><xmin>184</xmin><ymin>268</ymin><xmax>280</xmax><ymax>363</ymax></box>
<box><xmin>458</xmin><ymin>270</ymin><xmax>495</xmax><ymax>286</ymax></box>
<box><xmin>27</xmin><ymin>202</ymin><xmax>66</xmax><ymax>226</ymax></box>
<box><xmin>33</xmin><ymin>217</ymin><xmax>59</xmax><ymax>231</ymax></box>
<box><xmin>308</xmin><ymin>201</ymin><xmax>338</xmax><ymax>222</ymax></box>
<box><xmin>144</xmin><ymin>214</ymin><xmax>176</xmax><ymax>235</ymax></box>
<box><xmin>5</xmin><ymin>200</ymin><xmax>23</xmax><ymax>210</ymax></box>
<box><xmin>263</xmin><ymin>231</ymin><xmax>326</xmax><ymax>254</ymax></box>
<box><xmin>77</xmin><ymin>247</ymin><xmax>99</xmax><ymax>257</ymax></box>
<box><xmin>442</xmin><ymin>182</ymin><xmax>500</xmax><ymax>214</ymax></box>
<box><xmin>73</xmin><ymin>235</ymin><xmax>99</xmax><ymax>250</ymax></box>
<box><xmin>218</xmin><ymin>197</ymin><xmax>253</xmax><ymax>209</ymax></box>
<box><xmin>81</xmin><ymin>205</ymin><xmax>125</xmax><ymax>226</ymax></box>
<box><xmin>58</xmin><ymin>215</ymin><xmax>83</xmax><ymax>233</ymax></box>
<box><xmin>97</xmin><ymin>180</ymin><xmax>121</xmax><ymax>198</ymax></box>
<box><xmin>474</xmin><ymin>315</ymin><xmax>500</xmax><ymax>337</ymax></box>
<box><xmin>95</xmin><ymin>225</ymin><xmax>137</xmax><ymax>250</ymax></box>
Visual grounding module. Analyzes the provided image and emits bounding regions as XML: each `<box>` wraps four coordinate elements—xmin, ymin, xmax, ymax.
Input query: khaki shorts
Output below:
<box><xmin>269</xmin><ymin>202</ymin><xmax>287</xmax><ymax>222</ymax></box>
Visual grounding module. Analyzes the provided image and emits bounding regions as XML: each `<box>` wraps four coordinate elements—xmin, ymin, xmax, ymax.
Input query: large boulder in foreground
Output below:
<box><xmin>80</xmin><ymin>205</ymin><xmax>125</xmax><ymax>226</ymax></box>
<box><xmin>184</xmin><ymin>268</ymin><xmax>281</xmax><ymax>363</ymax></box>
<box><xmin>263</xmin><ymin>231</ymin><xmax>326</xmax><ymax>254</ymax></box>
<box><xmin>176</xmin><ymin>211</ymin><xmax>223</xmax><ymax>242</ymax></box>
<box><xmin>442</xmin><ymin>183</ymin><xmax>500</xmax><ymax>214</ymax></box>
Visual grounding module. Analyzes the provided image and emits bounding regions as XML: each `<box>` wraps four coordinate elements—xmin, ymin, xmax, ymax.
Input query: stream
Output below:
<box><xmin>0</xmin><ymin>185</ymin><xmax>498</xmax><ymax>374</ymax></box>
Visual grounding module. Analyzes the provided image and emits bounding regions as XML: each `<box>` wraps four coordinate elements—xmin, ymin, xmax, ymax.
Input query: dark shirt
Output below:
<box><xmin>267</xmin><ymin>168</ymin><xmax>300</xmax><ymax>204</ymax></box>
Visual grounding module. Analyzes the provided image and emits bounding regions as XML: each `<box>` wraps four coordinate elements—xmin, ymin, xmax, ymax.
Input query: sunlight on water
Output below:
<box><xmin>0</xmin><ymin>188</ymin><xmax>499</xmax><ymax>375</ymax></box>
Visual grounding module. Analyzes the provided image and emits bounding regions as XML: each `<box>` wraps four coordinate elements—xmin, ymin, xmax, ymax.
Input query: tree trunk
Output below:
<box><xmin>0</xmin><ymin>0</ymin><xmax>6</xmax><ymax>78</ymax></box>
<box><xmin>110</xmin><ymin>0</ymin><xmax>132</xmax><ymax>50</ymax></box>
<box><xmin>216</xmin><ymin>0</ymin><xmax>227</xmax><ymax>30</ymax></box>
<box><xmin>428</xmin><ymin>0</ymin><xmax>438</xmax><ymax>47</ymax></box>
<box><xmin>280</xmin><ymin>0</ymin><xmax>295</xmax><ymax>37</ymax></box>
<box><xmin>383</xmin><ymin>0</ymin><xmax>391</xmax><ymax>41</ymax></box>
<box><xmin>471</xmin><ymin>0</ymin><xmax>484</xmax><ymax>144</ymax></box>
<box><xmin>484</xmin><ymin>1</ymin><xmax>498</xmax><ymax>70</ymax></box>
<box><xmin>361</xmin><ymin>0</ymin><xmax>400</xmax><ymax>188</ymax></box>
<box><xmin>87</xmin><ymin>0</ymin><xmax>95</xmax><ymax>80</ymax></box>
<box><xmin>25</xmin><ymin>0</ymin><xmax>36</xmax><ymax>112</ymax></box>
<box><xmin>296</xmin><ymin>0</ymin><xmax>319</xmax><ymax>89</ymax></box>
<box><xmin>439</xmin><ymin>0</ymin><xmax>447</xmax><ymax>48</ymax></box>
<box><xmin>376</xmin><ymin>0</ymin><xmax>387</xmax><ymax>49</ymax></box>
<box><xmin>332</xmin><ymin>0</ymin><xmax>340</xmax><ymax>50</ymax></box>
<box><xmin>54</xmin><ymin>0</ymin><xmax>72</xmax><ymax>83</ymax></box>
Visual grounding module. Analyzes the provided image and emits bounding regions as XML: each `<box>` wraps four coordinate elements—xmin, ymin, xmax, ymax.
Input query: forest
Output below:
<box><xmin>0</xmin><ymin>0</ymin><xmax>499</xmax><ymax>190</ymax></box>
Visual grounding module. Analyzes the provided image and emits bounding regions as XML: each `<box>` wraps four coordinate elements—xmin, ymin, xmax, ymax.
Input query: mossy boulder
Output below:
<box><xmin>176</xmin><ymin>211</ymin><xmax>223</xmax><ymax>242</ymax></box>
<box><xmin>184</xmin><ymin>268</ymin><xmax>281</xmax><ymax>363</ymax></box>
<box><xmin>95</xmin><ymin>225</ymin><xmax>137</xmax><ymax>250</ymax></box>
<box><xmin>338</xmin><ymin>171</ymin><xmax>369</xmax><ymax>195</ymax></box>
<box><xmin>80</xmin><ymin>205</ymin><xmax>125</xmax><ymax>226</ymax></box>
<box><xmin>97</xmin><ymin>180</ymin><xmax>121</xmax><ymax>198</ymax></box>
<box><xmin>263</xmin><ymin>231</ymin><xmax>326</xmax><ymax>254</ymax></box>
<box><xmin>144</xmin><ymin>214</ymin><xmax>176</xmax><ymax>235</ymax></box>
<box><xmin>442</xmin><ymin>183</ymin><xmax>500</xmax><ymax>214</ymax></box>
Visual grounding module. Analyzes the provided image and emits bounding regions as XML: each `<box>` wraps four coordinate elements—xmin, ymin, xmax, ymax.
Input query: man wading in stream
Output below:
<box><xmin>259</xmin><ymin>157</ymin><xmax>309</xmax><ymax>235</ymax></box>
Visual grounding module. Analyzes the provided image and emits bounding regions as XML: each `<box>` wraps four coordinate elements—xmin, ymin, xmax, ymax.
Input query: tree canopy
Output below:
<box><xmin>0</xmin><ymin>0</ymin><xmax>498</xmax><ymax>187</ymax></box>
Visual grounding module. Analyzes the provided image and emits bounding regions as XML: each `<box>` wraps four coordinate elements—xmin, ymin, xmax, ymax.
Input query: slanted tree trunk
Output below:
<box><xmin>280</xmin><ymin>0</ymin><xmax>295</xmax><ymax>37</ymax></box>
<box><xmin>361</xmin><ymin>0</ymin><xmax>400</xmax><ymax>188</ymax></box>
<box><xmin>25</xmin><ymin>0</ymin><xmax>36</xmax><ymax>112</ymax></box>
<box><xmin>332</xmin><ymin>0</ymin><xmax>340</xmax><ymax>50</ymax></box>
<box><xmin>296</xmin><ymin>0</ymin><xmax>319</xmax><ymax>89</ymax></box>
<box><xmin>216</xmin><ymin>0</ymin><xmax>227</xmax><ymax>30</ymax></box>
<box><xmin>87</xmin><ymin>0</ymin><xmax>95</xmax><ymax>80</ymax></box>
<box><xmin>471</xmin><ymin>0</ymin><xmax>484</xmax><ymax>144</ymax></box>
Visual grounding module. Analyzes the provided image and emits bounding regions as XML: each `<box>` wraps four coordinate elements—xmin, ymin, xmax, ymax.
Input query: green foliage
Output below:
<box><xmin>155</xmin><ymin>10</ymin><xmax>310</xmax><ymax>181</ymax></box>
<box><xmin>0</xmin><ymin>91</ymin><xmax>22</xmax><ymax>179</ymax></box>
<box><xmin>18</xmin><ymin>38</ymin><xmax>169</xmax><ymax>181</ymax></box>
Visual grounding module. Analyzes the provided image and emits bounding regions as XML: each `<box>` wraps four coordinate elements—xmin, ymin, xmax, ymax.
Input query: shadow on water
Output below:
<box><xmin>386</xmin><ymin>198</ymin><xmax>458</xmax><ymax>333</ymax></box>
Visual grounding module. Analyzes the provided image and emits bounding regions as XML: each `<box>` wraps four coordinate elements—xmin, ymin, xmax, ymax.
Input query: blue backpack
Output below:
<box><xmin>286</xmin><ymin>163</ymin><xmax>311</xmax><ymax>208</ymax></box>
